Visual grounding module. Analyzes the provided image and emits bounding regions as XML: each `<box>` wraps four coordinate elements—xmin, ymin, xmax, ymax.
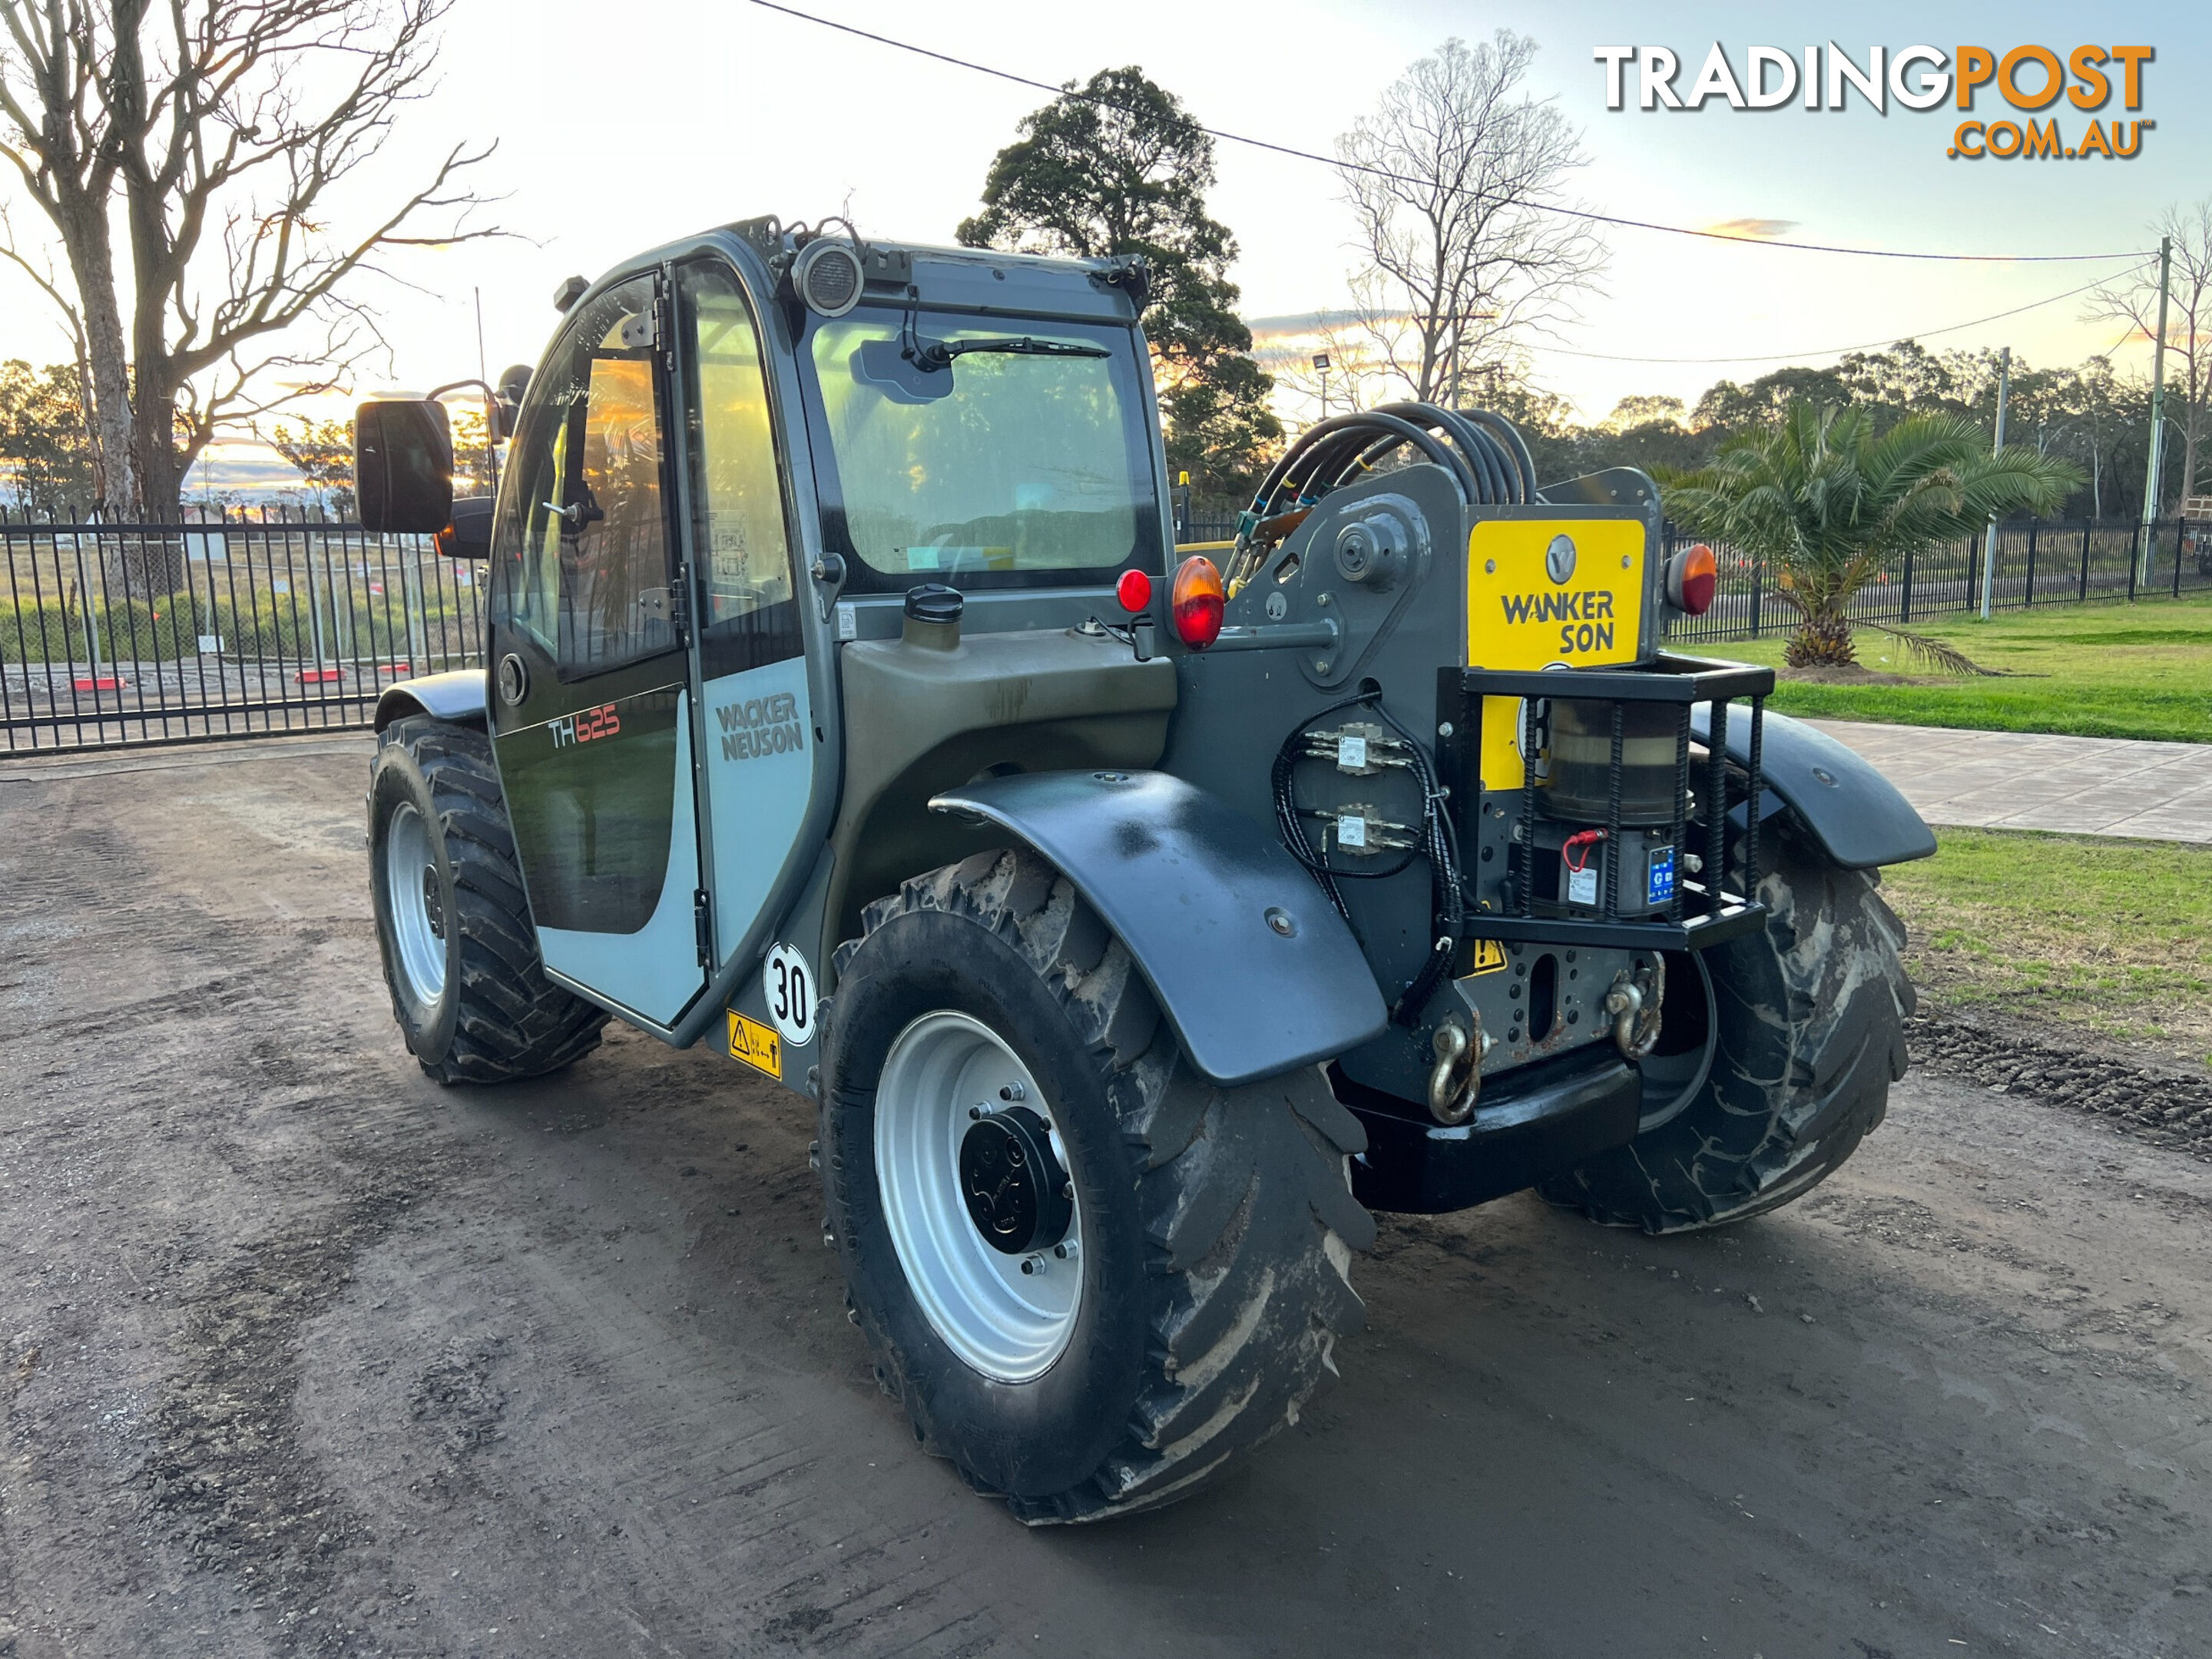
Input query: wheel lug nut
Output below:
<box><xmin>1053</xmin><ymin>1240</ymin><xmax>1078</xmax><ymax>1262</ymax></box>
<box><xmin>1019</xmin><ymin>1253</ymin><xmax>1047</xmax><ymax>1276</ymax></box>
<box><xmin>998</xmin><ymin>1082</ymin><xmax>1025</xmax><ymax>1101</ymax></box>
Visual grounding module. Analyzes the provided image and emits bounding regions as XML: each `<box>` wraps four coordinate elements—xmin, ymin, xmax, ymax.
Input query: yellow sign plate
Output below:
<box><xmin>1463</xmin><ymin>938</ymin><xmax>1508</xmax><ymax>977</ymax></box>
<box><xmin>727</xmin><ymin>1011</ymin><xmax>782</xmax><ymax>1081</ymax></box>
<box><xmin>1465</xmin><ymin>518</ymin><xmax>1647</xmax><ymax>792</ymax></box>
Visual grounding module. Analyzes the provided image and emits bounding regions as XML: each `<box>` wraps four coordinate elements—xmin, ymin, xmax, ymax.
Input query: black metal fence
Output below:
<box><xmin>1174</xmin><ymin>504</ymin><xmax>2212</xmax><ymax>642</ymax></box>
<box><xmin>1664</xmin><ymin>516</ymin><xmax>2212</xmax><ymax>646</ymax></box>
<box><xmin>12</xmin><ymin>502</ymin><xmax>2206</xmax><ymax>755</ymax></box>
<box><xmin>2</xmin><ymin>508</ymin><xmax>485</xmax><ymax>753</ymax></box>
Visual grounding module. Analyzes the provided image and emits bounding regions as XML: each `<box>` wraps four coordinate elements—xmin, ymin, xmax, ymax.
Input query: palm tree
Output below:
<box><xmin>1663</xmin><ymin>402</ymin><xmax>2080</xmax><ymax>670</ymax></box>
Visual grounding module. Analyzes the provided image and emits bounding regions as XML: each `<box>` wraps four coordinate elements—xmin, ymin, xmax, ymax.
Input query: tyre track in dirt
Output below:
<box><xmin>0</xmin><ymin>737</ymin><xmax>2206</xmax><ymax>1657</ymax></box>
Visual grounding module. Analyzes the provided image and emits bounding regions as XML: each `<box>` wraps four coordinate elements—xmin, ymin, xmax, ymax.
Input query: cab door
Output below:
<box><xmin>671</xmin><ymin>259</ymin><xmax>816</xmax><ymax>979</ymax></box>
<box><xmin>487</xmin><ymin>271</ymin><xmax>707</xmax><ymax>1028</ymax></box>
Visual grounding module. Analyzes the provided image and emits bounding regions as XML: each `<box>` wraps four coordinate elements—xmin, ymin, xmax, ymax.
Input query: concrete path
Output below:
<box><xmin>1807</xmin><ymin>718</ymin><xmax>2212</xmax><ymax>843</ymax></box>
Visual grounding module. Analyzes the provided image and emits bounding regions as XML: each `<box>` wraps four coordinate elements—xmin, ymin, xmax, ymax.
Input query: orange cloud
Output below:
<box><xmin>1699</xmin><ymin>218</ymin><xmax>1801</xmax><ymax>241</ymax></box>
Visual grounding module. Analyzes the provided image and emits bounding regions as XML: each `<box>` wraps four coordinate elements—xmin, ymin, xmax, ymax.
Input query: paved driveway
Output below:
<box><xmin>1809</xmin><ymin>719</ymin><xmax>2212</xmax><ymax>842</ymax></box>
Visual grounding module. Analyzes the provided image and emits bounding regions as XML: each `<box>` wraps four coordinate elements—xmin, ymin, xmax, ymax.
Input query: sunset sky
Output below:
<box><xmin>2</xmin><ymin>0</ymin><xmax>2204</xmax><ymax>495</ymax></box>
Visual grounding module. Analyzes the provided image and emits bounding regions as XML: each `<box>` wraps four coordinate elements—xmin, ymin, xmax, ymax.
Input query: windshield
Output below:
<box><xmin>801</xmin><ymin>308</ymin><xmax>1158</xmax><ymax>587</ymax></box>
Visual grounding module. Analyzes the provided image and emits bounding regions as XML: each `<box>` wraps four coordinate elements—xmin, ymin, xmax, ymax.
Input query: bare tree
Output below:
<box><xmin>1266</xmin><ymin>316</ymin><xmax>1389</xmax><ymax>432</ymax></box>
<box><xmin>2088</xmin><ymin>201</ymin><xmax>2212</xmax><ymax>509</ymax></box>
<box><xmin>1336</xmin><ymin>32</ymin><xmax>1604</xmax><ymax>409</ymax></box>
<box><xmin>0</xmin><ymin>0</ymin><xmax>497</xmax><ymax>523</ymax></box>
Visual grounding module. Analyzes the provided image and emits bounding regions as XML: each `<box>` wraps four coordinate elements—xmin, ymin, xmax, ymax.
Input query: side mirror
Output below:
<box><xmin>355</xmin><ymin>399</ymin><xmax>453</xmax><ymax>534</ymax></box>
<box><xmin>435</xmin><ymin>494</ymin><xmax>495</xmax><ymax>561</ymax></box>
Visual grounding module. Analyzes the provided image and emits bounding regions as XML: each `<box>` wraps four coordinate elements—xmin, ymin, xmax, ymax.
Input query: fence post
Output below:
<box><xmin>72</xmin><ymin>541</ymin><xmax>103</xmax><ymax>684</ymax></box>
<box><xmin>2025</xmin><ymin>518</ymin><xmax>2038</xmax><ymax>606</ymax></box>
<box><xmin>1965</xmin><ymin>534</ymin><xmax>1978</xmax><ymax>613</ymax></box>
<box><xmin>2176</xmin><ymin>516</ymin><xmax>2186</xmax><ymax>598</ymax></box>
<box><xmin>1901</xmin><ymin>545</ymin><xmax>1913</xmax><ymax>623</ymax></box>
<box><xmin>299</xmin><ymin>507</ymin><xmax>328</xmax><ymax>675</ymax></box>
<box><xmin>2079</xmin><ymin>521</ymin><xmax>2090</xmax><ymax>600</ymax></box>
<box><xmin>1749</xmin><ymin>554</ymin><xmax>1762</xmax><ymax>638</ymax></box>
<box><xmin>2128</xmin><ymin>525</ymin><xmax>2138</xmax><ymax>600</ymax></box>
<box><xmin>405</xmin><ymin>538</ymin><xmax>428</xmax><ymax>667</ymax></box>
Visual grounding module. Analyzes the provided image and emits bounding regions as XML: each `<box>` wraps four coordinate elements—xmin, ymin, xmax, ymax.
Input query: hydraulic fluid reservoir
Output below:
<box><xmin>1541</xmin><ymin>698</ymin><xmax>1677</xmax><ymax>824</ymax></box>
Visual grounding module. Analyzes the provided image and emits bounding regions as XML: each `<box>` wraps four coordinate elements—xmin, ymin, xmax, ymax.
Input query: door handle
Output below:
<box><xmin>497</xmin><ymin>653</ymin><xmax>529</xmax><ymax>706</ymax></box>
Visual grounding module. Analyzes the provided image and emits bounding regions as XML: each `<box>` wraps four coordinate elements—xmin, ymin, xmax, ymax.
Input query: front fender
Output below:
<box><xmin>375</xmin><ymin>668</ymin><xmax>488</xmax><ymax>733</ymax></box>
<box><xmin>929</xmin><ymin>770</ymin><xmax>1387</xmax><ymax>1088</ymax></box>
<box><xmin>1692</xmin><ymin>706</ymin><xmax>1936</xmax><ymax>869</ymax></box>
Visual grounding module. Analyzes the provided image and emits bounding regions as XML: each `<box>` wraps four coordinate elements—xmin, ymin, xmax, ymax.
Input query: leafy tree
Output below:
<box><xmin>1601</xmin><ymin>394</ymin><xmax>1685</xmax><ymax>432</ymax></box>
<box><xmin>1663</xmin><ymin>403</ymin><xmax>2079</xmax><ymax>670</ymax></box>
<box><xmin>0</xmin><ymin>359</ymin><xmax>94</xmax><ymax>514</ymax></box>
<box><xmin>449</xmin><ymin>406</ymin><xmax>496</xmax><ymax>495</ymax></box>
<box><xmin>267</xmin><ymin>417</ymin><xmax>356</xmax><ymax>517</ymax></box>
<box><xmin>956</xmin><ymin>66</ymin><xmax>1280</xmax><ymax>495</ymax></box>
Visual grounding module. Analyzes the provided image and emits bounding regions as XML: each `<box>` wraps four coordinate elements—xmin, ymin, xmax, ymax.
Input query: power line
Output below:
<box><xmin>748</xmin><ymin>0</ymin><xmax>2154</xmax><ymax>265</ymax></box>
<box><xmin>1538</xmin><ymin>266</ymin><xmax>2149</xmax><ymax>365</ymax></box>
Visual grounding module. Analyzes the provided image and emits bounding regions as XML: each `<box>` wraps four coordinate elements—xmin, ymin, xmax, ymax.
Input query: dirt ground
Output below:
<box><xmin>2</xmin><ymin>735</ymin><xmax>2208</xmax><ymax>1659</ymax></box>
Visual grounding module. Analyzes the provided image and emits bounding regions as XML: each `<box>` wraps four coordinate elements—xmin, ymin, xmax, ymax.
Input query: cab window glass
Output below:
<box><xmin>497</xmin><ymin>275</ymin><xmax>677</xmax><ymax>677</ymax></box>
<box><xmin>679</xmin><ymin>263</ymin><xmax>801</xmax><ymax>671</ymax></box>
<box><xmin>802</xmin><ymin>309</ymin><xmax>1154</xmax><ymax>585</ymax></box>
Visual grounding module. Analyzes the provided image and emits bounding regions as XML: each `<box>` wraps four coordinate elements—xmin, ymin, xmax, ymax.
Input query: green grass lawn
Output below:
<box><xmin>1882</xmin><ymin>826</ymin><xmax>2212</xmax><ymax>1067</ymax></box>
<box><xmin>1692</xmin><ymin>593</ymin><xmax>2212</xmax><ymax>742</ymax></box>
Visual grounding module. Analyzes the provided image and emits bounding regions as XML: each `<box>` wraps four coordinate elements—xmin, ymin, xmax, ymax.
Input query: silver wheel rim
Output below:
<box><xmin>876</xmin><ymin>1011</ymin><xmax>1082</xmax><ymax>1382</ymax></box>
<box><xmin>385</xmin><ymin>801</ymin><xmax>447</xmax><ymax>1007</ymax></box>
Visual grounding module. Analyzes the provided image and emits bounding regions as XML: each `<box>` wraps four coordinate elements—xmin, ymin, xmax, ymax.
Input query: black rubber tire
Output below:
<box><xmin>1537</xmin><ymin>822</ymin><xmax>1913</xmax><ymax>1233</ymax></box>
<box><xmin>820</xmin><ymin>848</ymin><xmax>1376</xmax><ymax>1525</ymax></box>
<box><xmin>368</xmin><ymin>716</ymin><xmax>608</xmax><ymax>1085</ymax></box>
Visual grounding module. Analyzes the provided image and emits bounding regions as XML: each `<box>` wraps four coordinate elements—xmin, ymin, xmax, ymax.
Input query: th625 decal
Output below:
<box><xmin>548</xmin><ymin>703</ymin><xmax>621</xmax><ymax>747</ymax></box>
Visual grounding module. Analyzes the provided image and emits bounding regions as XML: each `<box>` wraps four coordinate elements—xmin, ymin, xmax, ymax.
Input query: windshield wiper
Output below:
<box><xmin>908</xmin><ymin>335</ymin><xmax>1111</xmax><ymax>371</ymax></box>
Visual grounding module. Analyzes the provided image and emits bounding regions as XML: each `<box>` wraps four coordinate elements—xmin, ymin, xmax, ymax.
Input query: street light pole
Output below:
<box><xmin>2139</xmin><ymin>233</ymin><xmax>2173</xmax><ymax>584</ymax></box>
<box><xmin>1313</xmin><ymin>352</ymin><xmax>1331</xmax><ymax>423</ymax></box>
<box><xmin>1979</xmin><ymin>346</ymin><xmax>2010</xmax><ymax>621</ymax></box>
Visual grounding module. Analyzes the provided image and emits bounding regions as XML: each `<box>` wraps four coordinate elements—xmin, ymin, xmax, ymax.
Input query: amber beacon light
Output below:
<box><xmin>1170</xmin><ymin>555</ymin><xmax>1226</xmax><ymax>647</ymax></box>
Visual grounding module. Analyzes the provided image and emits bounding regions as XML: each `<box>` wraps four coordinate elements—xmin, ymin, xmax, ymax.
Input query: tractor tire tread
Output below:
<box><xmin>1537</xmin><ymin>823</ymin><xmax>1910</xmax><ymax>1233</ymax></box>
<box><xmin>375</xmin><ymin>716</ymin><xmax>608</xmax><ymax>1085</ymax></box>
<box><xmin>831</xmin><ymin>847</ymin><xmax>1373</xmax><ymax>1525</ymax></box>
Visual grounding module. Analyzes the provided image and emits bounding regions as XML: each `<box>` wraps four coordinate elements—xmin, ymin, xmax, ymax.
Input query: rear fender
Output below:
<box><xmin>375</xmin><ymin>668</ymin><xmax>488</xmax><ymax>734</ymax></box>
<box><xmin>929</xmin><ymin>770</ymin><xmax>1387</xmax><ymax>1088</ymax></box>
<box><xmin>1692</xmin><ymin>705</ymin><xmax>1936</xmax><ymax>869</ymax></box>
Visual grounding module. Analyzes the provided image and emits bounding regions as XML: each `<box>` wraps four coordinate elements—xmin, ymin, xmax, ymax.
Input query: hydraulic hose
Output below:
<box><xmin>1230</xmin><ymin>400</ymin><xmax>1536</xmax><ymax>586</ymax></box>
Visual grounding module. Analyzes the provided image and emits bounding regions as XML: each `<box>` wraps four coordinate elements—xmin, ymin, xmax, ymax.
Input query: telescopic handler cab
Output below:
<box><xmin>355</xmin><ymin>217</ymin><xmax>1935</xmax><ymax>1523</ymax></box>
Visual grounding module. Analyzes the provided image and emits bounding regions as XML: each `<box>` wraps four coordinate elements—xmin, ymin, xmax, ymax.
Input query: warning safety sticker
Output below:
<box><xmin>727</xmin><ymin>1011</ymin><xmax>782</xmax><ymax>1081</ymax></box>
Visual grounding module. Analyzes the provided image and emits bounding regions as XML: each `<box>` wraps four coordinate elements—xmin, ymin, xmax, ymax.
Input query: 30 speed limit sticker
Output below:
<box><xmin>763</xmin><ymin>942</ymin><xmax>816</xmax><ymax>1047</ymax></box>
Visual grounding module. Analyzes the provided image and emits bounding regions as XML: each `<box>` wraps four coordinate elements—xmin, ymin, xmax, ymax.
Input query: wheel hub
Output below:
<box><xmin>421</xmin><ymin>866</ymin><xmax>446</xmax><ymax>940</ymax></box>
<box><xmin>873</xmin><ymin>1010</ymin><xmax>1084</xmax><ymax>1382</ymax></box>
<box><xmin>959</xmin><ymin>1107</ymin><xmax>1071</xmax><ymax>1255</ymax></box>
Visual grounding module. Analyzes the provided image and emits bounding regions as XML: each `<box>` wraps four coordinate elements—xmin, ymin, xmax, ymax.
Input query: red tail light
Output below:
<box><xmin>1115</xmin><ymin>568</ymin><xmax>1154</xmax><ymax>613</ymax></box>
<box><xmin>1667</xmin><ymin>542</ymin><xmax>1717</xmax><ymax>615</ymax></box>
<box><xmin>1170</xmin><ymin>555</ymin><xmax>1225</xmax><ymax>648</ymax></box>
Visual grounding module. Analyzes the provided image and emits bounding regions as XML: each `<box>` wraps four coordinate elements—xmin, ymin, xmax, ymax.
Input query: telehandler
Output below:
<box><xmin>354</xmin><ymin>217</ymin><xmax>1934</xmax><ymax>1522</ymax></box>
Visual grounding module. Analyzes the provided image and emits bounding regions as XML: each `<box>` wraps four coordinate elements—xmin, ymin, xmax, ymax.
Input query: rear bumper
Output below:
<box><xmin>1340</xmin><ymin>1048</ymin><xmax>1642</xmax><ymax>1214</ymax></box>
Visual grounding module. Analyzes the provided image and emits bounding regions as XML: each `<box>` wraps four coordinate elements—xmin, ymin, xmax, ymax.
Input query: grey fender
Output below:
<box><xmin>929</xmin><ymin>770</ymin><xmax>1388</xmax><ymax>1088</ymax></box>
<box><xmin>375</xmin><ymin>669</ymin><xmax>488</xmax><ymax>733</ymax></box>
<box><xmin>1691</xmin><ymin>706</ymin><xmax>1936</xmax><ymax>869</ymax></box>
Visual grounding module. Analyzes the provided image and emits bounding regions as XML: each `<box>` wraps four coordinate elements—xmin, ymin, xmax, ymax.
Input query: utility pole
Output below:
<box><xmin>2139</xmin><ymin>234</ymin><xmax>2173</xmax><ymax>584</ymax></box>
<box><xmin>1979</xmin><ymin>346</ymin><xmax>2010</xmax><ymax>620</ymax></box>
<box><xmin>475</xmin><ymin>287</ymin><xmax>499</xmax><ymax>493</ymax></box>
